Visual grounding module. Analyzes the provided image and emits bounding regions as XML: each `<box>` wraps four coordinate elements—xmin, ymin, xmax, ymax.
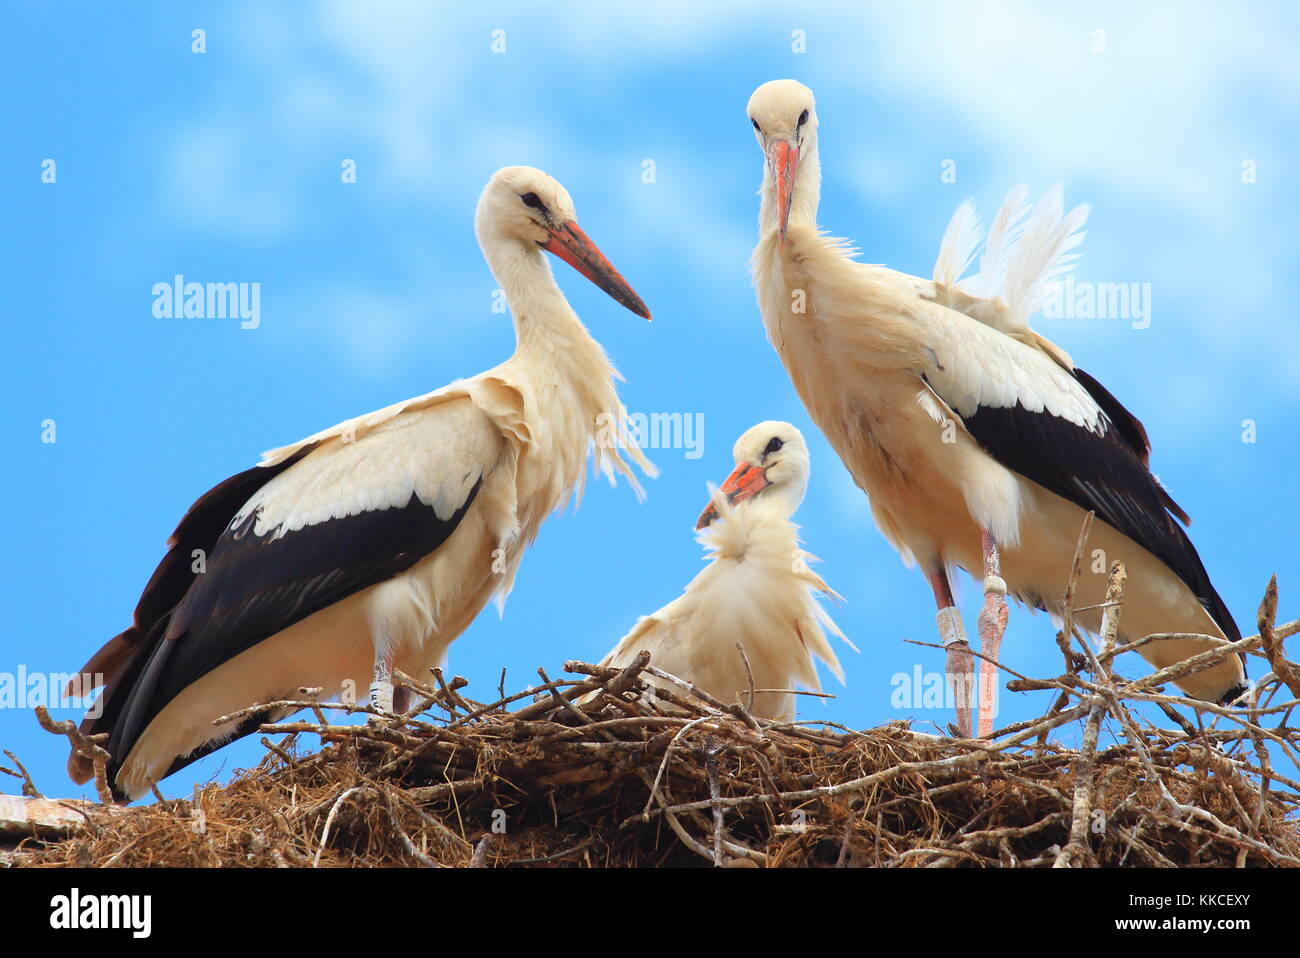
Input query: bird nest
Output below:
<box><xmin>10</xmin><ymin>571</ymin><xmax>1300</xmax><ymax>868</ymax></box>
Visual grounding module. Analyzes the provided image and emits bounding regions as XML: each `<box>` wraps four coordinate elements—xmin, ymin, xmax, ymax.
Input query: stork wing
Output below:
<box><xmin>928</xmin><ymin>186</ymin><xmax>1086</xmax><ymax>372</ymax></box>
<box><xmin>66</xmin><ymin>446</ymin><xmax>315</xmax><ymax>700</ymax></box>
<box><xmin>79</xmin><ymin>392</ymin><xmax>506</xmax><ymax>790</ymax></box>
<box><xmin>600</xmin><ymin>613</ymin><xmax>672</xmax><ymax>671</ymax></box>
<box><xmin>916</xmin><ymin>303</ymin><xmax>1238</xmax><ymax>644</ymax></box>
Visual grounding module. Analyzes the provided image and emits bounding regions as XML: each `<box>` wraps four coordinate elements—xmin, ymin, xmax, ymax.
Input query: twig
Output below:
<box><xmin>3</xmin><ymin>750</ymin><xmax>41</xmax><ymax>798</ymax></box>
<box><xmin>706</xmin><ymin>738</ymin><xmax>724</xmax><ymax>867</ymax></box>
<box><xmin>736</xmin><ymin>642</ymin><xmax>756</xmax><ymax>713</ymax></box>
<box><xmin>468</xmin><ymin>834</ymin><xmax>493</xmax><ymax>868</ymax></box>
<box><xmin>1259</xmin><ymin>576</ymin><xmax>1300</xmax><ymax>699</ymax></box>
<box><xmin>35</xmin><ymin>706</ymin><xmax>113</xmax><ymax>804</ymax></box>
<box><xmin>313</xmin><ymin>786</ymin><xmax>368</xmax><ymax>867</ymax></box>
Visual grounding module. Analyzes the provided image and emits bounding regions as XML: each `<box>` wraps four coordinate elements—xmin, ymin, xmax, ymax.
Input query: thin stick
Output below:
<box><xmin>736</xmin><ymin>642</ymin><xmax>756</xmax><ymax>713</ymax></box>
<box><xmin>3</xmin><ymin>750</ymin><xmax>41</xmax><ymax>798</ymax></box>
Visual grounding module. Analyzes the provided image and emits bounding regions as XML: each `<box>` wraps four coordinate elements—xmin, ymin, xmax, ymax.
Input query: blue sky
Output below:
<box><xmin>3</xmin><ymin>1</ymin><xmax>1298</xmax><ymax>802</ymax></box>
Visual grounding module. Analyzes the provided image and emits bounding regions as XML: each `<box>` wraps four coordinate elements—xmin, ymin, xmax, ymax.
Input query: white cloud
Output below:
<box><xmin>164</xmin><ymin>115</ymin><xmax>295</xmax><ymax>240</ymax></box>
<box><xmin>146</xmin><ymin>0</ymin><xmax>1297</xmax><ymax>400</ymax></box>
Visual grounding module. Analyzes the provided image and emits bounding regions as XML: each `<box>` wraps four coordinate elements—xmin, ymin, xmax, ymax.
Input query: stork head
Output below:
<box><xmin>747</xmin><ymin>80</ymin><xmax>818</xmax><ymax>246</ymax></box>
<box><xmin>696</xmin><ymin>421</ymin><xmax>810</xmax><ymax>529</ymax></box>
<box><xmin>476</xmin><ymin>166</ymin><xmax>650</xmax><ymax>319</ymax></box>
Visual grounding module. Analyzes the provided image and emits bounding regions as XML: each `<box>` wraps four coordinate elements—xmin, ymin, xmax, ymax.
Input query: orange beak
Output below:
<box><xmin>695</xmin><ymin>462</ymin><xmax>771</xmax><ymax>530</ymax></box>
<box><xmin>767</xmin><ymin>139</ymin><xmax>798</xmax><ymax>247</ymax></box>
<box><xmin>542</xmin><ymin>220</ymin><xmax>651</xmax><ymax>320</ymax></box>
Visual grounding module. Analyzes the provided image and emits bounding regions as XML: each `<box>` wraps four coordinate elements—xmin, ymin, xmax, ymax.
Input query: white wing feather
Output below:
<box><xmin>1003</xmin><ymin>184</ymin><xmax>1089</xmax><ymax>326</ymax></box>
<box><xmin>916</xmin><ymin>298</ymin><xmax>1103</xmax><ymax>432</ymax></box>
<box><xmin>924</xmin><ymin>185</ymin><xmax>1087</xmax><ymax>368</ymax></box>
<box><xmin>237</xmin><ymin>395</ymin><xmax>503</xmax><ymax>536</ymax></box>
<box><xmin>967</xmin><ymin>185</ymin><xmax>1030</xmax><ymax>299</ymax></box>
<box><xmin>933</xmin><ymin>199</ymin><xmax>983</xmax><ymax>289</ymax></box>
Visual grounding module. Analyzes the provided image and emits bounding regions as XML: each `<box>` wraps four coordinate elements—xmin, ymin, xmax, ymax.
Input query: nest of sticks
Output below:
<box><xmin>10</xmin><ymin>560</ymin><xmax>1300</xmax><ymax>868</ymax></box>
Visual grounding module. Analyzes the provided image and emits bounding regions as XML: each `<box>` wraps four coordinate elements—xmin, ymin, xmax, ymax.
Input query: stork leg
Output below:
<box><xmin>977</xmin><ymin>529</ymin><xmax>1009</xmax><ymax>737</ymax></box>
<box><xmin>927</xmin><ymin>564</ymin><xmax>973</xmax><ymax>737</ymax></box>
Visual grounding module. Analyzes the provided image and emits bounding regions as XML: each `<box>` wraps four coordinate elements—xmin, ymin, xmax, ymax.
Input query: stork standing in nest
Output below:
<box><xmin>597</xmin><ymin>422</ymin><xmax>851</xmax><ymax>721</ymax></box>
<box><xmin>745</xmin><ymin>79</ymin><xmax>1246</xmax><ymax>736</ymax></box>
<box><xmin>67</xmin><ymin>166</ymin><xmax>655</xmax><ymax>800</ymax></box>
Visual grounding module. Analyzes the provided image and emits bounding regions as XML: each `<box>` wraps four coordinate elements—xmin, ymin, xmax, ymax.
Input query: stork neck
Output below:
<box><xmin>765</xmin><ymin>481</ymin><xmax>807</xmax><ymax>521</ymax></box>
<box><xmin>704</xmin><ymin>496</ymin><xmax>801</xmax><ymax>564</ymax></box>
<box><xmin>759</xmin><ymin>138</ymin><xmax>822</xmax><ymax>238</ymax></box>
<box><xmin>486</xmin><ymin>239</ymin><xmax>606</xmax><ymax>370</ymax></box>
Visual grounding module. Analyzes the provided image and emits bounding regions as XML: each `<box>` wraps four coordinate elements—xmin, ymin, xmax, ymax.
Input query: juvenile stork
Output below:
<box><xmin>745</xmin><ymin>79</ymin><xmax>1246</xmax><ymax>736</ymax></box>
<box><xmin>67</xmin><ymin>166</ymin><xmax>654</xmax><ymax>800</ymax></box>
<box><xmin>596</xmin><ymin>422</ymin><xmax>850</xmax><ymax>721</ymax></box>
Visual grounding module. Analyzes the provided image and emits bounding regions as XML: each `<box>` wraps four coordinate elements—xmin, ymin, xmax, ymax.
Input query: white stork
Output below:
<box><xmin>596</xmin><ymin>422</ymin><xmax>850</xmax><ymax>721</ymax></box>
<box><xmin>66</xmin><ymin>166</ymin><xmax>654</xmax><ymax>800</ymax></box>
<box><xmin>745</xmin><ymin>79</ymin><xmax>1246</xmax><ymax>736</ymax></box>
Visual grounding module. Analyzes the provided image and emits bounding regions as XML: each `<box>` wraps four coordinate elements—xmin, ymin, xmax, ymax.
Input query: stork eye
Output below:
<box><xmin>521</xmin><ymin>192</ymin><xmax>546</xmax><ymax>211</ymax></box>
<box><xmin>797</xmin><ymin>109</ymin><xmax>809</xmax><ymax>127</ymax></box>
<box><xmin>763</xmin><ymin>436</ymin><xmax>784</xmax><ymax>456</ymax></box>
<box><xmin>751</xmin><ymin>117</ymin><xmax>761</xmax><ymax>133</ymax></box>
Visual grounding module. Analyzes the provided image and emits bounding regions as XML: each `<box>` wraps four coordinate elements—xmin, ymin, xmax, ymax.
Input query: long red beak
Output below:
<box><xmin>695</xmin><ymin>462</ymin><xmax>771</xmax><ymax>530</ymax></box>
<box><xmin>767</xmin><ymin>139</ymin><xmax>799</xmax><ymax>247</ymax></box>
<box><xmin>542</xmin><ymin>220</ymin><xmax>651</xmax><ymax>320</ymax></box>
